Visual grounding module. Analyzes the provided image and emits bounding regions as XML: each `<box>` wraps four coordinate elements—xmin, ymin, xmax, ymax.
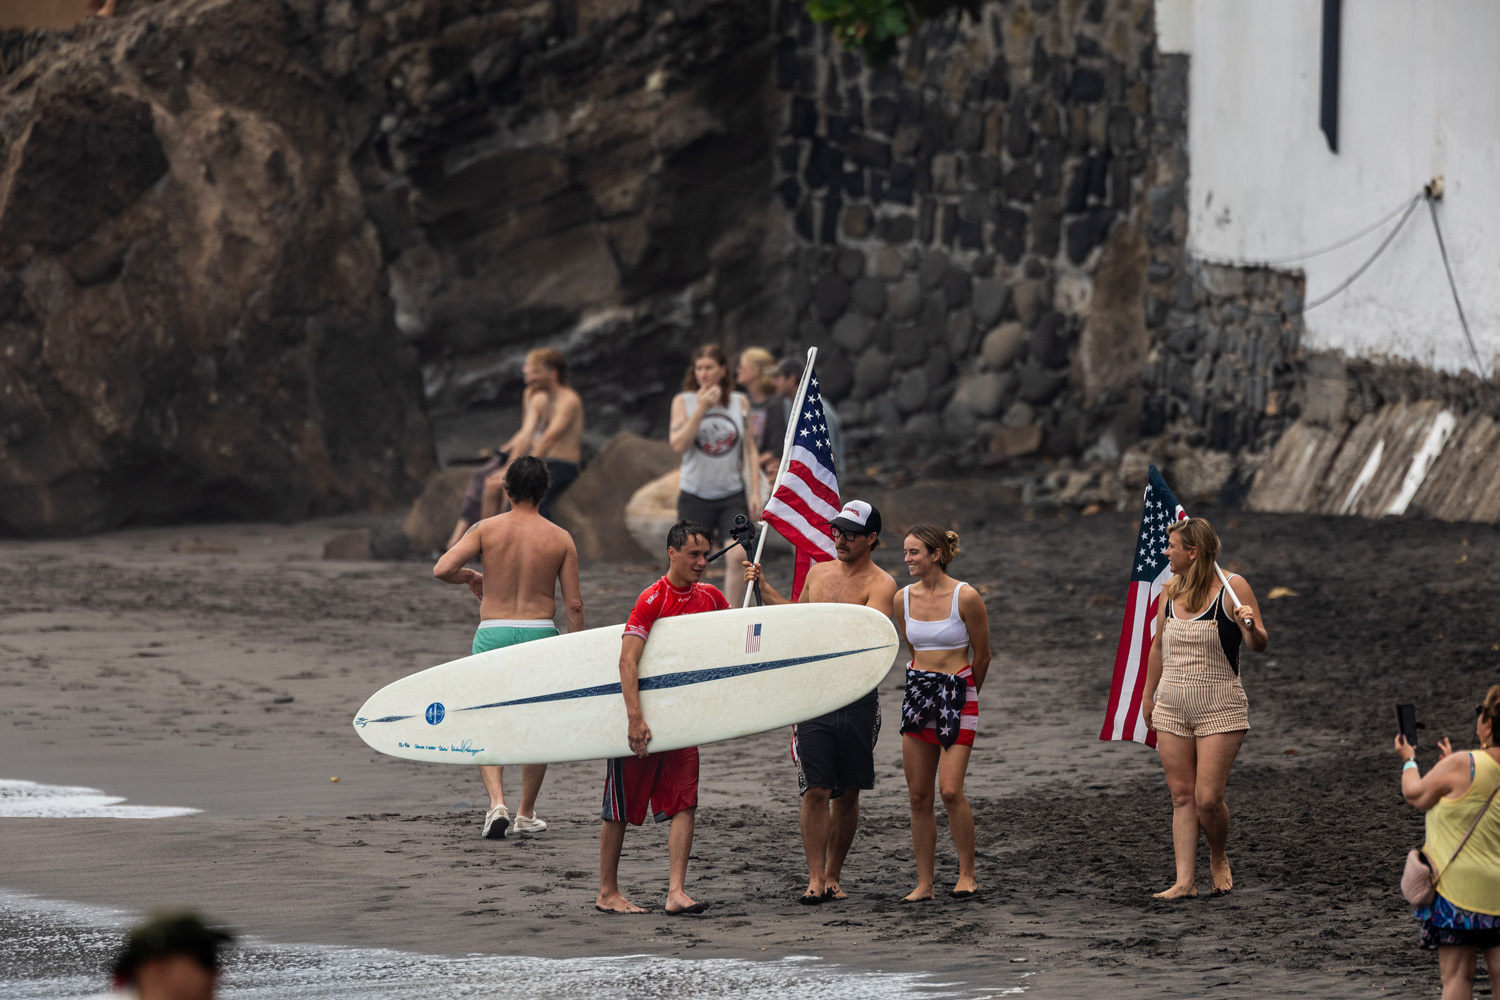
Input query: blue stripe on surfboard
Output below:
<box><xmin>455</xmin><ymin>646</ymin><xmax>890</xmax><ymax>713</ymax></box>
<box><xmin>356</xmin><ymin>645</ymin><xmax>893</xmax><ymax>726</ymax></box>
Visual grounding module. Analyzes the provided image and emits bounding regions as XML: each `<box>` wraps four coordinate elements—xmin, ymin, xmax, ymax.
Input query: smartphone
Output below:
<box><xmin>1396</xmin><ymin>703</ymin><xmax>1418</xmax><ymax>747</ymax></box>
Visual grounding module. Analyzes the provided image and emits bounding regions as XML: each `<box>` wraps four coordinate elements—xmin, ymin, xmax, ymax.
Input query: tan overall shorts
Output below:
<box><xmin>1152</xmin><ymin>600</ymin><xmax>1250</xmax><ymax>738</ymax></box>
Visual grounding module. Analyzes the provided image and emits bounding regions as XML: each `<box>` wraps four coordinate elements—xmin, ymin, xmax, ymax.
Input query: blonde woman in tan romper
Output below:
<box><xmin>1142</xmin><ymin>517</ymin><xmax>1267</xmax><ymax>899</ymax></box>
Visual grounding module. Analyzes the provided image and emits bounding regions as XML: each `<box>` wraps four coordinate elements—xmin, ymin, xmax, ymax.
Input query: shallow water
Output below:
<box><xmin>0</xmin><ymin>891</ymin><xmax>1027</xmax><ymax>999</ymax></box>
<box><xmin>0</xmin><ymin>780</ymin><xmax>198</xmax><ymax>819</ymax></box>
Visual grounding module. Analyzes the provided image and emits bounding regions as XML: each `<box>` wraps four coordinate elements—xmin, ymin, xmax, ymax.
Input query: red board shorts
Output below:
<box><xmin>601</xmin><ymin>747</ymin><xmax>699</xmax><ymax>826</ymax></box>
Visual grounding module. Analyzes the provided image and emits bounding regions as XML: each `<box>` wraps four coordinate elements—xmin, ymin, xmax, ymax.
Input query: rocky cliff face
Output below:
<box><xmin>366</xmin><ymin>0</ymin><xmax>784</xmax><ymax>431</ymax></box>
<box><xmin>0</xmin><ymin>0</ymin><xmax>783</xmax><ymax>534</ymax></box>
<box><xmin>0</xmin><ymin>1</ymin><xmax>435</xmax><ymax>533</ymax></box>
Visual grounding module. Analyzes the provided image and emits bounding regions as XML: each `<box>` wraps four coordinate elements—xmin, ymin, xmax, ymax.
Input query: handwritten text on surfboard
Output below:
<box><xmin>395</xmin><ymin>739</ymin><xmax>484</xmax><ymax>756</ymax></box>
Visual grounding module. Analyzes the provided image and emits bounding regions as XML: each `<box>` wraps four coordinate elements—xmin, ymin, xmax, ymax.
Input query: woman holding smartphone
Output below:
<box><xmin>893</xmin><ymin>523</ymin><xmax>991</xmax><ymax>901</ymax></box>
<box><xmin>1396</xmin><ymin>688</ymin><xmax>1500</xmax><ymax>1000</ymax></box>
<box><xmin>1141</xmin><ymin>517</ymin><xmax>1266</xmax><ymax>899</ymax></box>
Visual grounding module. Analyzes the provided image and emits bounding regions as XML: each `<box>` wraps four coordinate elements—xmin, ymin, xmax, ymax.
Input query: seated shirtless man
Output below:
<box><xmin>433</xmin><ymin>457</ymin><xmax>585</xmax><ymax>839</ymax></box>
<box><xmin>447</xmin><ymin>348</ymin><xmax>584</xmax><ymax>548</ymax></box>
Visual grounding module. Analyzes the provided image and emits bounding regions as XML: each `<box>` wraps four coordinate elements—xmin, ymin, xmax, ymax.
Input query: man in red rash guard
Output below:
<box><xmin>595</xmin><ymin>519</ymin><xmax>727</xmax><ymax>915</ymax></box>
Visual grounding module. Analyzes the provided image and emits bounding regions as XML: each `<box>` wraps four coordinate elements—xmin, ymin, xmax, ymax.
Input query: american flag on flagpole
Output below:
<box><xmin>760</xmin><ymin>361</ymin><xmax>840</xmax><ymax>600</ymax></box>
<box><xmin>1100</xmin><ymin>464</ymin><xmax>1187</xmax><ymax>747</ymax></box>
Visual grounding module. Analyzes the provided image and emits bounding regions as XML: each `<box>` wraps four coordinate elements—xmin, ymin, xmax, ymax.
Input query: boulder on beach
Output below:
<box><xmin>401</xmin><ymin>468</ymin><xmax>474</xmax><ymax>555</ymax></box>
<box><xmin>551</xmin><ymin>432</ymin><xmax>678</xmax><ymax>561</ymax></box>
<box><xmin>624</xmin><ymin>470</ymin><xmax>682</xmax><ymax>564</ymax></box>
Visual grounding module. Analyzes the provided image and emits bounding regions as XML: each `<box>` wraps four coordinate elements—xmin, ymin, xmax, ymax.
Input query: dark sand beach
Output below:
<box><xmin>1</xmin><ymin>493</ymin><xmax>1493</xmax><ymax>997</ymax></box>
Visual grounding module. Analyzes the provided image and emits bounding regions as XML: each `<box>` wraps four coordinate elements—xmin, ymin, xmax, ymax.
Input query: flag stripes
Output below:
<box><xmin>1099</xmin><ymin>464</ymin><xmax>1186</xmax><ymax>747</ymax></box>
<box><xmin>760</xmin><ymin>362</ymin><xmax>840</xmax><ymax>599</ymax></box>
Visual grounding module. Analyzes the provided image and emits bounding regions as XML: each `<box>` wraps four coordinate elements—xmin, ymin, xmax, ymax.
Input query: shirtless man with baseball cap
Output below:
<box><xmin>744</xmin><ymin>499</ymin><xmax>896</xmax><ymax>903</ymax></box>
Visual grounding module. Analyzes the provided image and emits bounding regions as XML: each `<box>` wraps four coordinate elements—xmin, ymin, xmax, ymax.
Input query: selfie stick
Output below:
<box><xmin>1213</xmin><ymin>562</ymin><xmax>1253</xmax><ymax>627</ymax></box>
<box><xmin>743</xmin><ymin>347</ymin><xmax>820</xmax><ymax>607</ymax></box>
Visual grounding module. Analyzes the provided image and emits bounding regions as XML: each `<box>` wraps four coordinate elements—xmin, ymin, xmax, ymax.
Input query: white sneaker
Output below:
<box><xmin>482</xmin><ymin>804</ymin><xmax>510</xmax><ymax>840</ymax></box>
<box><xmin>512</xmin><ymin>812</ymin><xmax>548</xmax><ymax>834</ymax></box>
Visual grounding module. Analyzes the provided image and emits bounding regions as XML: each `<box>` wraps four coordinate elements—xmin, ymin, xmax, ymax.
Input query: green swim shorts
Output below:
<box><xmin>472</xmin><ymin>619</ymin><xmax>560</xmax><ymax>655</ymax></box>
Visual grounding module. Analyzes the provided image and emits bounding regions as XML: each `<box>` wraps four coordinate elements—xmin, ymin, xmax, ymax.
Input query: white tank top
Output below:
<box><xmin>678</xmin><ymin>391</ymin><xmax>748</xmax><ymax>501</ymax></box>
<box><xmin>902</xmin><ymin>583</ymin><xmax>971</xmax><ymax>651</ymax></box>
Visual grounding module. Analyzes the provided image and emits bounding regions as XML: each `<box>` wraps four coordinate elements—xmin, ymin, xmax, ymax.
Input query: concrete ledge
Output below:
<box><xmin>1249</xmin><ymin>400</ymin><xmax>1500</xmax><ymax>522</ymax></box>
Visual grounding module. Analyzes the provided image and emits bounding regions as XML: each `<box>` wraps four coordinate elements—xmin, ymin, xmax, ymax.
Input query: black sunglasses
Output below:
<box><xmin>833</xmin><ymin>528</ymin><xmax>871</xmax><ymax>542</ymax></box>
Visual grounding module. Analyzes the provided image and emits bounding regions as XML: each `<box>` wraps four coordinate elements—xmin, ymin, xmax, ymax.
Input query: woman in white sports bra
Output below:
<box><xmin>892</xmin><ymin>523</ymin><xmax>991</xmax><ymax>902</ymax></box>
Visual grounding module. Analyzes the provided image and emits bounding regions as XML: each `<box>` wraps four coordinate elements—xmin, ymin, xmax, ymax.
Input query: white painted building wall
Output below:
<box><xmin>1157</xmin><ymin>0</ymin><xmax>1500</xmax><ymax>377</ymax></box>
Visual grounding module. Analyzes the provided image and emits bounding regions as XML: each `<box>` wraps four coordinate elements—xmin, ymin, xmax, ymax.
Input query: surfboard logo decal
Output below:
<box><xmin>354</xmin><ymin>714</ymin><xmax>415</xmax><ymax>728</ymax></box>
<box><xmin>425</xmin><ymin>702</ymin><xmax>446</xmax><ymax>725</ymax></box>
<box><xmin>746</xmin><ymin>624</ymin><xmax>761</xmax><ymax>653</ymax></box>
<box><xmin>453</xmin><ymin>645</ymin><xmax>892</xmax><ymax>714</ymax></box>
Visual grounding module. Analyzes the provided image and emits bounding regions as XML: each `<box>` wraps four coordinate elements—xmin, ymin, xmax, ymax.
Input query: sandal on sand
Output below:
<box><xmin>481</xmin><ymin>804</ymin><xmax>510</xmax><ymax>840</ymax></box>
<box><xmin>665</xmin><ymin>902</ymin><xmax>708</xmax><ymax>915</ymax></box>
<box><xmin>798</xmin><ymin>891</ymin><xmax>823</xmax><ymax>906</ymax></box>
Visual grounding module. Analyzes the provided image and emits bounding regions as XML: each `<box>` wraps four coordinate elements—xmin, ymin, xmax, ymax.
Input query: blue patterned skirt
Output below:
<box><xmin>1416</xmin><ymin>894</ymin><xmax>1500</xmax><ymax>950</ymax></box>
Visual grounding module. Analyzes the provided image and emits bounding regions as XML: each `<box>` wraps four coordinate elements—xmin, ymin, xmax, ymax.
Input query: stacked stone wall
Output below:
<box><xmin>766</xmin><ymin>0</ymin><xmax>1161</xmax><ymax>475</ymax></box>
<box><xmin>1139</xmin><ymin>261</ymin><xmax>1305</xmax><ymax>454</ymax></box>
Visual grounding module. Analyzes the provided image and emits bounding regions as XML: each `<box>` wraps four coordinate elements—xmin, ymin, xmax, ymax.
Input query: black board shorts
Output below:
<box><xmin>676</xmin><ymin>489</ymin><xmax>748</xmax><ymax>547</ymax></box>
<box><xmin>794</xmin><ymin>689</ymin><xmax>880</xmax><ymax>798</ymax></box>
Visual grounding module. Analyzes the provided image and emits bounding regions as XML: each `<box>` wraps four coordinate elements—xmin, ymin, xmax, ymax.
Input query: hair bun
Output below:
<box><xmin>944</xmin><ymin>530</ymin><xmax>961</xmax><ymax>562</ymax></box>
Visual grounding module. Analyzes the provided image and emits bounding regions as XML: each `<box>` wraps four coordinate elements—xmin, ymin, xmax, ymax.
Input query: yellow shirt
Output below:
<box><xmin>1425</xmin><ymin>751</ymin><xmax>1500</xmax><ymax>915</ymax></box>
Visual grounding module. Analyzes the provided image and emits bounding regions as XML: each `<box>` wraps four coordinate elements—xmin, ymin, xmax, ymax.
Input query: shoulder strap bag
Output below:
<box><xmin>1402</xmin><ymin>757</ymin><xmax>1500</xmax><ymax>906</ymax></box>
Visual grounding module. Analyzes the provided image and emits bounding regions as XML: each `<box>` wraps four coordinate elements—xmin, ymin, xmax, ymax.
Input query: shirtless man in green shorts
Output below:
<box><xmin>433</xmin><ymin>456</ymin><xmax>586</xmax><ymax>839</ymax></box>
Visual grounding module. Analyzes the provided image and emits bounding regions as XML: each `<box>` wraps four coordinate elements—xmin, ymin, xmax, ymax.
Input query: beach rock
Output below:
<box><xmin>1001</xmin><ymin>401</ymin><xmax>1035</xmax><ymax>428</ymax></box>
<box><xmin>554</xmin><ymin>431</ymin><xmax>679</xmax><ymax>561</ymax></box>
<box><xmin>942</xmin><ymin>395</ymin><xmax>979</xmax><ymax>436</ymax></box>
<box><xmin>1012</xmin><ymin>280</ymin><xmax>1044</xmax><ymax>326</ymax></box>
<box><xmin>954</xmin><ymin>372</ymin><xmax>1011</xmax><ymax>418</ymax></box>
<box><xmin>981</xmin><ymin>323</ymin><xmax>1027</xmax><ymax>370</ymax></box>
<box><xmin>894</xmin><ymin>370</ymin><xmax>929</xmax><ymax>413</ymax></box>
<box><xmin>871</xmin><ymin>245</ymin><xmax>905</xmax><ymax>280</ymax></box>
<box><xmin>401</xmin><ymin>468</ymin><xmax>474</xmax><ymax>554</ymax></box>
<box><xmin>888</xmin><ymin>278</ymin><xmax>922</xmax><ymax>320</ymax></box>
<box><xmin>623</xmin><ymin>469</ymin><xmax>681</xmax><ymax>566</ymax></box>
<box><xmin>1017</xmin><ymin>364</ymin><xmax>1067</xmax><ymax>405</ymax></box>
<box><xmin>988</xmin><ymin>424</ymin><xmax>1043</xmax><ymax>459</ymax></box>
<box><xmin>852</xmin><ymin>349</ymin><xmax>894</xmax><ymax>400</ymax></box>
<box><xmin>324</xmin><ymin>529</ymin><xmax>374</xmax><ymax>561</ymax></box>
<box><xmin>851</xmin><ymin>276</ymin><xmax>888</xmax><ymax>317</ymax></box>
<box><xmin>972</xmin><ymin>279</ymin><xmax>1010</xmax><ymax>327</ymax></box>
<box><xmin>833</xmin><ymin>313</ymin><xmax>873</xmax><ymax>353</ymax></box>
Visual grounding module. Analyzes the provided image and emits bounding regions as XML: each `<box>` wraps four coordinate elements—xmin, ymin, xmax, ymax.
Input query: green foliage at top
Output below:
<box><xmin>805</xmin><ymin>0</ymin><xmax>981</xmax><ymax>67</ymax></box>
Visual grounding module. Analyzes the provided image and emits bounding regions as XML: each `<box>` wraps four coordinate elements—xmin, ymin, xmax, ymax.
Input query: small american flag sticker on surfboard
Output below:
<box><xmin>746</xmin><ymin>623</ymin><xmax>761</xmax><ymax>653</ymax></box>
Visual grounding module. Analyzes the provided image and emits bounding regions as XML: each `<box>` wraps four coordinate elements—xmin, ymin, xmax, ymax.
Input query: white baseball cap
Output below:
<box><xmin>829</xmin><ymin>500</ymin><xmax>881</xmax><ymax>534</ymax></box>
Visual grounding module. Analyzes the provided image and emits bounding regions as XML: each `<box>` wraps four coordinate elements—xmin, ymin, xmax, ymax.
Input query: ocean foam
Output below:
<box><xmin>0</xmin><ymin>890</ymin><xmax>1025</xmax><ymax>999</ymax></box>
<box><xmin>0</xmin><ymin>779</ymin><xmax>199</xmax><ymax>819</ymax></box>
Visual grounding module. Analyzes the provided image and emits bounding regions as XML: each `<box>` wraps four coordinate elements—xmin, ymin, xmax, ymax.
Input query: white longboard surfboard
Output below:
<box><xmin>353</xmin><ymin>603</ymin><xmax>900</xmax><ymax>766</ymax></box>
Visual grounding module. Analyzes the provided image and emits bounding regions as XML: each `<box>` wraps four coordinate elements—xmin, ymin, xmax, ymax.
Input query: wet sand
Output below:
<box><xmin>0</xmin><ymin>499</ymin><xmax>1493</xmax><ymax>997</ymax></box>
